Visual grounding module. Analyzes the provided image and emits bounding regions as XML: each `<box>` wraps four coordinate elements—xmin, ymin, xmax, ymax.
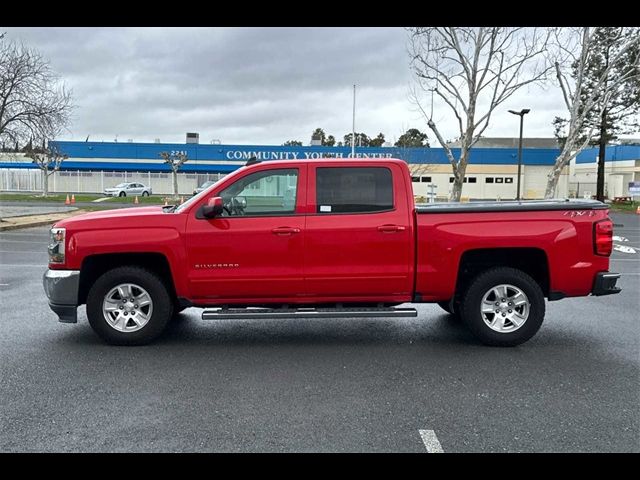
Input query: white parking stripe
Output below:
<box><xmin>419</xmin><ymin>430</ymin><xmax>444</xmax><ymax>453</ymax></box>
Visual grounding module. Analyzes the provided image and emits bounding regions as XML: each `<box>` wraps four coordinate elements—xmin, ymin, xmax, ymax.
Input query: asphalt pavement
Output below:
<box><xmin>0</xmin><ymin>213</ymin><xmax>638</xmax><ymax>452</ymax></box>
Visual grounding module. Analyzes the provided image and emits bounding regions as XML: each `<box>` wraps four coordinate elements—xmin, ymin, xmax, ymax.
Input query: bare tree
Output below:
<box><xmin>160</xmin><ymin>151</ymin><xmax>188</xmax><ymax>199</ymax></box>
<box><xmin>544</xmin><ymin>28</ymin><xmax>640</xmax><ymax>198</ymax></box>
<box><xmin>408</xmin><ymin>27</ymin><xmax>553</xmax><ymax>201</ymax></box>
<box><xmin>25</xmin><ymin>140</ymin><xmax>67</xmax><ymax>196</ymax></box>
<box><xmin>0</xmin><ymin>37</ymin><xmax>72</xmax><ymax>146</ymax></box>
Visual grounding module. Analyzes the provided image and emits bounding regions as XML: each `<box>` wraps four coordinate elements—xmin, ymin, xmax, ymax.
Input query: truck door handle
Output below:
<box><xmin>272</xmin><ymin>227</ymin><xmax>301</xmax><ymax>235</ymax></box>
<box><xmin>377</xmin><ymin>224</ymin><xmax>405</xmax><ymax>233</ymax></box>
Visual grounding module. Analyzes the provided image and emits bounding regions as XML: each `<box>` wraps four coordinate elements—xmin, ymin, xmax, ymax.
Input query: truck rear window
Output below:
<box><xmin>316</xmin><ymin>167</ymin><xmax>393</xmax><ymax>214</ymax></box>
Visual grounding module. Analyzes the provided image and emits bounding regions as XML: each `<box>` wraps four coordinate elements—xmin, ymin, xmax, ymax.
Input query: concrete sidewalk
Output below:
<box><xmin>0</xmin><ymin>209</ymin><xmax>87</xmax><ymax>231</ymax></box>
<box><xmin>1</xmin><ymin>205</ymin><xmax>78</xmax><ymax>218</ymax></box>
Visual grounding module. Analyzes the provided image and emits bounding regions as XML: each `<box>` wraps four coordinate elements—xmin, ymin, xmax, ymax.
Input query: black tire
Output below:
<box><xmin>142</xmin><ymin>191</ymin><xmax>149</xmax><ymax>197</ymax></box>
<box><xmin>460</xmin><ymin>267</ymin><xmax>545</xmax><ymax>347</ymax></box>
<box><xmin>119</xmin><ymin>191</ymin><xmax>126</xmax><ymax>197</ymax></box>
<box><xmin>86</xmin><ymin>266</ymin><xmax>173</xmax><ymax>345</ymax></box>
<box><xmin>437</xmin><ymin>300</ymin><xmax>461</xmax><ymax>320</ymax></box>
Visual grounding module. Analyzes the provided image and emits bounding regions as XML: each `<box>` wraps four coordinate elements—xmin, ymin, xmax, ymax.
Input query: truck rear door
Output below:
<box><xmin>303</xmin><ymin>163</ymin><xmax>413</xmax><ymax>299</ymax></box>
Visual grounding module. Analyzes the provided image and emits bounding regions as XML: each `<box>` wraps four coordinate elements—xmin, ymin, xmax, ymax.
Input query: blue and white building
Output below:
<box><xmin>6</xmin><ymin>136</ymin><xmax>635</xmax><ymax>198</ymax></box>
<box><xmin>572</xmin><ymin>144</ymin><xmax>640</xmax><ymax>198</ymax></box>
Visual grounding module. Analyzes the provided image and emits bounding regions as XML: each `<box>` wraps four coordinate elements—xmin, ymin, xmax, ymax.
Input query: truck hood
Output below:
<box><xmin>54</xmin><ymin>206</ymin><xmax>170</xmax><ymax>229</ymax></box>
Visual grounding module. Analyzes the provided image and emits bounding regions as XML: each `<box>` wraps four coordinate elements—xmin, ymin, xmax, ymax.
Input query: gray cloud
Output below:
<box><xmin>3</xmin><ymin>27</ymin><xmax>578</xmax><ymax>145</ymax></box>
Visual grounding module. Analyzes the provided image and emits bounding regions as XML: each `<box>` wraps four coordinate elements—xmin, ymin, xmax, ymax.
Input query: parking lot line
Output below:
<box><xmin>418</xmin><ymin>429</ymin><xmax>444</xmax><ymax>453</ymax></box>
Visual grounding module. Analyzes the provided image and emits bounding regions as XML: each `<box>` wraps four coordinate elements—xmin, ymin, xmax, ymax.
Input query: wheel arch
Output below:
<box><xmin>455</xmin><ymin>247</ymin><xmax>550</xmax><ymax>300</ymax></box>
<box><xmin>78</xmin><ymin>252</ymin><xmax>176</xmax><ymax>306</ymax></box>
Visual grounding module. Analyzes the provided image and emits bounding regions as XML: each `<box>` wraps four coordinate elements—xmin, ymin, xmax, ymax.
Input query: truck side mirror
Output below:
<box><xmin>201</xmin><ymin>196</ymin><xmax>224</xmax><ymax>218</ymax></box>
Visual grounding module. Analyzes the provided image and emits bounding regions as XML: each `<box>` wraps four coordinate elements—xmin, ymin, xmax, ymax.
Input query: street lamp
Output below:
<box><xmin>509</xmin><ymin>108</ymin><xmax>530</xmax><ymax>201</ymax></box>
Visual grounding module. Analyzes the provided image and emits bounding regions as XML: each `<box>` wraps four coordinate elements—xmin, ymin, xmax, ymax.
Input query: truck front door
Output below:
<box><xmin>185</xmin><ymin>166</ymin><xmax>306</xmax><ymax>301</ymax></box>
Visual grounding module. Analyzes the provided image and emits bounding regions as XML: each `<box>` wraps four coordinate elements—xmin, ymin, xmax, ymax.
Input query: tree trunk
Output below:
<box><xmin>173</xmin><ymin>169</ymin><xmax>179</xmax><ymax>199</ymax></box>
<box><xmin>449</xmin><ymin>150</ymin><xmax>468</xmax><ymax>202</ymax></box>
<box><xmin>545</xmin><ymin>164</ymin><xmax>565</xmax><ymax>198</ymax></box>
<box><xmin>450</xmin><ymin>174</ymin><xmax>463</xmax><ymax>201</ymax></box>
<box><xmin>545</xmin><ymin>146</ymin><xmax>576</xmax><ymax>199</ymax></box>
<box><xmin>596</xmin><ymin>109</ymin><xmax>607</xmax><ymax>202</ymax></box>
<box><xmin>42</xmin><ymin>169</ymin><xmax>48</xmax><ymax>196</ymax></box>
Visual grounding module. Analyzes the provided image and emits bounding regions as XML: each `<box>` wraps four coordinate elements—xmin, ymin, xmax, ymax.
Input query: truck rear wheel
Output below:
<box><xmin>460</xmin><ymin>267</ymin><xmax>545</xmax><ymax>347</ymax></box>
<box><xmin>86</xmin><ymin>266</ymin><xmax>173</xmax><ymax>345</ymax></box>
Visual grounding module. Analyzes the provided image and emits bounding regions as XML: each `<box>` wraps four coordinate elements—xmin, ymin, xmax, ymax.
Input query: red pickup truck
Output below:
<box><xmin>43</xmin><ymin>159</ymin><xmax>620</xmax><ymax>346</ymax></box>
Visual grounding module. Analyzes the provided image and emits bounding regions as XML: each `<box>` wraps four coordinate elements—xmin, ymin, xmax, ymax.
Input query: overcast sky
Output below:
<box><xmin>4</xmin><ymin>27</ymin><xmax>574</xmax><ymax>146</ymax></box>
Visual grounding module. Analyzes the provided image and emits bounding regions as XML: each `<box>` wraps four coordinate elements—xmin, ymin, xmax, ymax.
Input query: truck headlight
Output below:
<box><xmin>48</xmin><ymin>227</ymin><xmax>66</xmax><ymax>264</ymax></box>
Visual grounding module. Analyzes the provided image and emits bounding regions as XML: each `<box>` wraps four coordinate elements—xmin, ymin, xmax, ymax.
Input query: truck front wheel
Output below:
<box><xmin>86</xmin><ymin>266</ymin><xmax>173</xmax><ymax>345</ymax></box>
<box><xmin>461</xmin><ymin>267</ymin><xmax>545</xmax><ymax>347</ymax></box>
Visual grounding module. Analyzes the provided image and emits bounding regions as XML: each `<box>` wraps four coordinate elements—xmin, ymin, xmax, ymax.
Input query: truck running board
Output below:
<box><xmin>201</xmin><ymin>306</ymin><xmax>418</xmax><ymax>320</ymax></box>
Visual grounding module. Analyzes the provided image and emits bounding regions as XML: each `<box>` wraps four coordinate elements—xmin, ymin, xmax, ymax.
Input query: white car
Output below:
<box><xmin>103</xmin><ymin>182</ymin><xmax>152</xmax><ymax>197</ymax></box>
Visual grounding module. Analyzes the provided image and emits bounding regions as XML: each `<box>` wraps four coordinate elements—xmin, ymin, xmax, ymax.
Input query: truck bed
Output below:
<box><xmin>416</xmin><ymin>199</ymin><xmax>608</xmax><ymax>214</ymax></box>
<box><xmin>413</xmin><ymin>198</ymin><xmax>611</xmax><ymax>302</ymax></box>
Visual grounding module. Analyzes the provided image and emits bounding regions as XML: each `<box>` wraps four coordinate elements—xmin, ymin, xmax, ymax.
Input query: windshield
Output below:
<box><xmin>200</xmin><ymin>181</ymin><xmax>214</xmax><ymax>188</ymax></box>
<box><xmin>114</xmin><ymin>183</ymin><xmax>128</xmax><ymax>188</ymax></box>
<box><xmin>174</xmin><ymin>177</ymin><xmax>225</xmax><ymax>212</ymax></box>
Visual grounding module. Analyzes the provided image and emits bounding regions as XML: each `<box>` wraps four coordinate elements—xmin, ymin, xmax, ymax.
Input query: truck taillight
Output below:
<box><xmin>594</xmin><ymin>219</ymin><xmax>613</xmax><ymax>256</ymax></box>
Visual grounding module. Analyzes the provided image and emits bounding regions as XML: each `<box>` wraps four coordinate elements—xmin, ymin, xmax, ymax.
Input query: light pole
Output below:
<box><xmin>351</xmin><ymin>84</ymin><xmax>356</xmax><ymax>158</ymax></box>
<box><xmin>509</xmin><ymin>108</ymin><xmax>530</xmax><ymax>201</ymax></box>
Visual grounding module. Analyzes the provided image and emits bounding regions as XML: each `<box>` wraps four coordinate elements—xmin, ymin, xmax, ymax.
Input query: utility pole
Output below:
<box><xmin>509</xmin><ymin>109</ymin><xmax>530</xmax><ymax>201</ymax></box>
<box><xmin>352</xmin><ymin>84</ymin><xmax>356</xmax><ymax>158</ymax></box>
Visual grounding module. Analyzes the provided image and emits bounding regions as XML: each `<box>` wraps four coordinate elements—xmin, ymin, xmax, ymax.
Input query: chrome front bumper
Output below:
<box><xmin>43</xmin><ymin>269</ymin><xmax>80</xmax><ymax>323</ymax></box>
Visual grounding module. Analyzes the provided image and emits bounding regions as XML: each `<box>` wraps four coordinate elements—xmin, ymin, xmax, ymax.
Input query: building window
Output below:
<box><xmin>505</xmin><ymin>177</ymin><xmax>514</xmax><ymax>184</ymax></box>
<box><xmin>495</xmin><ymin>178</ymin><xmax>504</xmax><ymax>183</ymax></box>
<box><xmin>411</xmin><ymin>176</ymin><xmax>420</xmax><ymax>183</ymax></box>
<box><xmin>449</xmin><ymin>177</ymin><xmax>455</xmax><ymax>183</ymax></box>
<box><xmin>486</xmin><ymin>177</ymin><xmax>494</xmax><ymax>183</ymax></box>
<box><xmin>420</xmin><ymin>176</ymin><xmax>432</xmax><ymax>183</ymax></box>
<box><xmin>468</xmin><ymin>177</ymin><xmax>477</xmax><ymax>183</ymax></box>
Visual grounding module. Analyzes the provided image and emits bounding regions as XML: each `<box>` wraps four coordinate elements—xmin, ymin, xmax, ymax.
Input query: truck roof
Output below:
<box><xmin>243</xmin><ymin>158</ymin><xmax>409</xmax><ymax>168</ymax></box>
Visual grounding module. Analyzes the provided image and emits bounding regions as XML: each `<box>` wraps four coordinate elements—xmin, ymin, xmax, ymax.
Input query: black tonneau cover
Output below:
<box><xmin>415</xmin><ymin>198</ymin><xmax>608</xmax><ymax>214</ymax></box>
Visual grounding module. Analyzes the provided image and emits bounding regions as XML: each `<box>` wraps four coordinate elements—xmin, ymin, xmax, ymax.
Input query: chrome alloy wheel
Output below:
<box><xmin>102</xmin><ymin>283</ymin><xmax>153</xmax><ymax>333</ymax></box>
<box><xmin>480</xmin><ymin>284</ymin><xmax>530</xmax><ymax>333</ymax></box>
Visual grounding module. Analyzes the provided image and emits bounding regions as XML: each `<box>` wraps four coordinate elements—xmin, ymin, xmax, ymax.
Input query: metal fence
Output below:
<box><xmin>0</xmin><ymin>169</ymin><xmax>227</xmax><ymax>195</ymax></box>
